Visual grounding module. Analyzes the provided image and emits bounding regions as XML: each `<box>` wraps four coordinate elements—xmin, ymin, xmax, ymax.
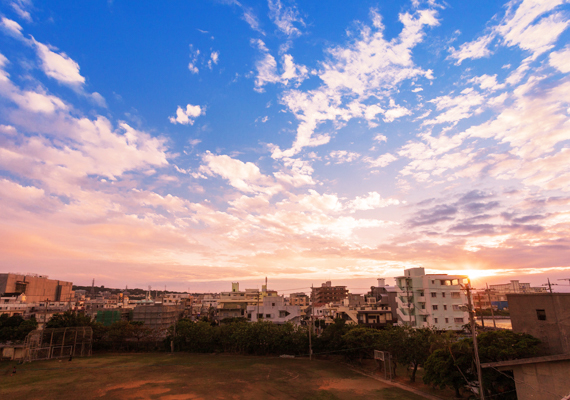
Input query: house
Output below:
<box><xmin>394</xmin><ymin>267</ymin><xmax>469</xmax><ymax>330</ymax></box>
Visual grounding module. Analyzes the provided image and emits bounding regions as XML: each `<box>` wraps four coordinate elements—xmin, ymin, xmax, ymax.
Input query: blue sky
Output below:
<box><xmin>1</xmin><ymin>0</ymin><xmax>570</xmax><ymax>293</ymax></box>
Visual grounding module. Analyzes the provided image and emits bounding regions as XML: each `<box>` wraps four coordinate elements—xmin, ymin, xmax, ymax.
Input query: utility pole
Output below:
<box><xmin>485</xmin><ymin>283</ymin><xmax>496</xmax><ymax>328</ymax></box>
<box><xmin>464</xmin><ymin>283</ymin><xmax>484</xmax><ymax>400</ymax></box>
<box><xmin>309</xmin><ymin>284</ymin><xmax>313</xmax><ymax>361</ymax></box>
<box><xmin>476</xmin><ymin>292</ymin><xmax>485</xmax><ymax>328</ymax></box>
<box><xmin>547</xmin><ymin>278</ymin><xmax>553</xmax><ymax>294</ymax></box>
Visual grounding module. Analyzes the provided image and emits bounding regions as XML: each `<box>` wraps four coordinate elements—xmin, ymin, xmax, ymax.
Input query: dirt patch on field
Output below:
<box><xmin>319</xmin><ymin>378</ymin><xmax>388</xmax><ymax>393</ymax></box>
<box><xmin>97</xmin><ymin>380</ymin><xmax>175</xmax><ymax>397</ymax></box>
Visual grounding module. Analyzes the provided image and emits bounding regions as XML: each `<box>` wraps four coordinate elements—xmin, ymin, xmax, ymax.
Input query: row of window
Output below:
<box><xmin>431</xmin><ymin>304</ymin><xmax>462</xmax><ymax>311</ymax></box>
<box><xmin>431</xmin><ymin>317</ymin><xmax>464</xmax><ymax>324</ymax></box>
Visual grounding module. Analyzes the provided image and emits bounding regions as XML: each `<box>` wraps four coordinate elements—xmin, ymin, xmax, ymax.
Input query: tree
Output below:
<box><xmin>423</xmin><ymin>339</ymin><xmax>474</xmax><ymax>398</ymax></box>
<box><xmin>45</xmin><ymin>311</ymin><xmax>92</xmax><ymax>328</ymax></box>
<box><xmin>399</xmin><ymin>327</ymin><xmax>435</xmax><ymax>382</ymax></box>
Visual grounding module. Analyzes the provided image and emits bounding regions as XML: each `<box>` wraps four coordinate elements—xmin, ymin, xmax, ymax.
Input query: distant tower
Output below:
<box><xmin>90</xmin><ymin>279</ymin><xmax>95</xmax><ymax>296</ymax></box>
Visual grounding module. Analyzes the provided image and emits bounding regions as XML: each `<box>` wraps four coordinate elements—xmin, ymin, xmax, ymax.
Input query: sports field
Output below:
<box><xmin>0</xmin><ymin>353</ymin><xmax>430</xmax><ymax>399</ymax></box>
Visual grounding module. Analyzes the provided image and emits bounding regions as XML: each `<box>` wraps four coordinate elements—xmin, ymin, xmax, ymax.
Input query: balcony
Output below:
<box><xmin>416</xmin><ymin>296</ymin><xmax>426</xmax><ymax>303</ymax></box>
<box><xmin>397</xmin><ymin>308</ymin><xmax>416</xmax><ymax>323</ymax></box>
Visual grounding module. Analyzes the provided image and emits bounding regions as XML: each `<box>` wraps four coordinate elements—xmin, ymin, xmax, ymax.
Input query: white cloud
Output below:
<box><xmin>272</xmin><ymin>8</ymin><xmax>439</xmax><ymax>158</ymax></box>
<box><xmin>468</xmin><ymin>74</ymin><xmax>506</xmax><ymax>91</ymax></box>
<box><xmin>211</xmin><ymin>51</ymin><xmax>219</xmax><ymax>64</ymax></box>
<box><xmin>549</xmin><ymin>45</ymin><xmax>570</xmax><ymax>73</ymax></box>
<box><xmin>268</xmin><ymin>0</ymin><xmax>304</xmax><ymax>37</ymax></box>
<box><xmin>347</xmin><ymin>192</ymin><xmax>399</xmax><ymax>211</ymax></box>
<box><xmin>424</xmin><ymin>88</ymin><xmax>485</xmax><ymax>126</ymax></box>
<box><xmin>374</xmin><ymin>134</ymin><xmax>387</xmax><ymax>143</ymax></box>
<box><xmin>199</xmin><ymin>152</ymin><xmax>279</xmax><ymax>194</ymax></box>
<box><xmin>252</xmin><ymin>39</ymin><xmax>308</xmax><ymax>91</ymax></box>
<box><xmin>10</xmin><ymin>1</ymin><xmax>32</xmax><ymax>22</ymax></box>
<box><xmin>1</xmin><ymin>17</ymin><xmax>23</xmax><ymax>37</ymax></box>
<box><xmin>383</xmin><ymin>100</ymin><xmax>412</xmax><ymax>122</ymax></box>
<box><xmin>329</xmin><ymin>150</ymin><xmax>360</xmax><ymax>164</ymax></box>
<box><xmin>364</xmin><ymin>153</ymin><xmax>398</xmax><ymax>168</ymax></box>
<box><xmin>169</xmin><ymin>104</ymin><xmax>204</xmax><ymax>125</ymax></box>
<box><xmin>448</xmin><ymin>34</ymin><xmax>495</xmax><ymax>65</ymax></box>
<box><xmin>242</xmin><ymin>8</ymin><xmax>265</xmax><ymax>35</ymax></box>
<box><xmin>32</xmin><ymin>38</ymin><xmax>85</xmax><ymax>86</ymax></box>
<box><xmin>448</xmin><ymin>0</ymin><xmax>569</xmax><ymax>64</ymax></box>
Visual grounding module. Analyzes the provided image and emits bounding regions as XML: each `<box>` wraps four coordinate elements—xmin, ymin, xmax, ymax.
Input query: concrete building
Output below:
<box><xmin>366</xmin><ymin>278</ymin><xmax>398</xmax><ymax>322</ymax></box>
<box><xmin>508</xmin><ymin>293</ymin><xmax>570</xmax><ymax>355</ymax></box>
<box><xmin>132</xmin><ymin>303</ymin><xmax>183</xmax><ymax>334</ymax></box>
<box><xmin>395</xmin><ymin>268</ymin><xmax>469</xmax><ymax>330</ymax></box>
<box><xmin>0</xmin><ymin>273</ymin><xmax>74</xmax><ymax>303</ymax></box>
<box><xmin>490</xmin><ymin>280</ymin><xmax>547</xmax><ymax>294</ymax></box>
<box><xmin>312</xmin><ymin>281</ymin><xmax>348</xmax><ymax>306</ymax></box>
<box><xmin>481</xmin><ymin>293</ymin><xmax>570</xmax><ymax>400</ymax></box>
<box><xmin>288</xmin><ymin>292</ymin><xmax>309</xmax><ymax>307</ymax></box>
<box><xmin>246</xmin><ymin>295</ymin><xmax>301</xmax><ymax>325</ymax></box>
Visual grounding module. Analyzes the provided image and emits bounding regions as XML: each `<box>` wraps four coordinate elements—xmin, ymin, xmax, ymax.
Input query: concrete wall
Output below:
<box><xmin>508</xmin><ymin>293</ymin><xmax>570</xmax><ymax>355</ymax></box>
<box><xmin>512</xmin><ymin>360</ymin><xmax>570</xmax><ymax>400</ymax></box>
<box><xmin>0</xmin><ymin>274</ymin><xmax>74</xmax><ymax>303</ymax></box>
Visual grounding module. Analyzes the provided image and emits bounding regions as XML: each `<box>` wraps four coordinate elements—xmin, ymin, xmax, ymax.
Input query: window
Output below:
<box><xmin>454</xmin><ymin>318</ymin><xmax>464</xmax><ymax>323</ymax></box>
<box><xmin>445</xmin><ymin>318</ymin><xmax>449</xmax><ymax>323</ymax></box>
<box><xmin>537</xmin><ymin>309</ymin><xmax>546</xmax><ymax>321</ymax></box>
<box><xmin>440</xmin><ymin>280</ymin><xmax>446</xmax><ymax>285</ymax></box>
<box><xmin>421</xmin><ymin>304</ymin><xmax>425</xmax><ymax>309</ymax></box>
<box><xmin>432</xmin><ymin>305</ymin><xmax>438</xmax><ymax>310</ymax></box>
<box><xmin>431</xmin><ymin>280</ymin><xmax>435</xmax><ymax>284</ymax></box>
<box><xmin>431</xmin><ymin>292</ymin><xmax>437</xmax><ymax>298</ymax></box>
<box><xmin>453</xmin><ymin>305</ymin><xmax>461</xmax><ymax>311</ymax></box>
<box><xmin>271</xmin><ymin>303</ymin><xmax>275</xmax><ymax>307</ymax></box>
<box><xmin>266</xmin><ymin>314</ymin><xmax>271</xmax><ymax>318</ymax></box>
<box><xmin>419</xmin><ymin>291</ymin><xmax>424</xmax><ymax>296</ymax></box>
<box><xmin>442</xmin><ymin>292</ymin><xmax>446</xmax><ymax>298</ymax></box>
<box><xmin>423</xmin><ymin>316</ymin><xmax>427</xmax><ymax>322</ymax></box>
<box><xmin>451</xmin><ymin>292</ymin><xmax>461</xmax><ymax>299</ymax></box>
<box><xmin>434</xmin><ymin>318</ymin><xmax>438</xmax><ymax>323</ymax></box>
<box><xmin>452</xmin><ymin>279</ymin><xmax>459</xmax><ymax>285</ymax></box>
<box><xmin>247</xmin><ymin>314</ymin><xmax>251</xmax><ymax>319</ymax></box>
<box><xmin>257</xmin><ymin>314</ymin><xmax>263</xmax><ymax>319</ymax></box>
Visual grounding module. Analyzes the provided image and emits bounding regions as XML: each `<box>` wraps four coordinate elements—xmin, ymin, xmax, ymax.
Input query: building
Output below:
<box><xmin>394</xmin><ymin>268</ymin><xmax>469</xmax><ymax>330</ymax></box>
<box><xmin>0</xmin><ymin>273</ymin><xmax>74</xmax><ymax>303</ymax></box>
<box><xmin>288</xmin><ymin>292</ymin><xmax>309</xmax><ymax>307</ymax></box>
<box><xmin>246</xmin><ymin>295</ymin><xmax>301</xmax><ymax>325</ymax></box>
<box><xmin>481</xmin><ymin>293</ymin><xmax>570</xmax><ymax>400</ymax></box>
<box><xmin>473</xmin><ymin>280</ymin><xmax>547</xmax><ymax>311</ymax></box>
<box><xmin>132</xmin><ymin>303</ymin><xmax>183</xmax><ymax>334</ymax></box>
<box><xmin>508</xmin><ymin>293</ymin><xmax>570</xmax><ymax>355</ymax></box>
<box><xmin>312</xmin><ymin>281</ymin><xmax>348</xmax><ymax>306</ymax></box>
<box><xmin>490</xmin><ymin>280</ymin><xmax>547</xmax><ymax>294</ymax></box>
<box><xmin>366</xmin><ymin>278</ymin><xmax>398</xmax><ymax>322</ymax></box>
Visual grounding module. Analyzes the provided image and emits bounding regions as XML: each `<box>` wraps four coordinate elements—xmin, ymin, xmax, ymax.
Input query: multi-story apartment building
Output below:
<box><xmin>288</xmin><ymin>292</ymin><xmax>309</xmax><ymax>307</ymax></box>
<box><xmin>395</xmin><ymin>268</ymin><xmax>469</xmax><ymax>331</ymax></box>
<box><xmin>312</xmin><ymin>281</ymin><xmax>348</xmax><ymax>306</ymax></box>
<box><xmin>366</xmin><ymin>278</ymin><xmax>398</xmax><ymax>322</ymax></box>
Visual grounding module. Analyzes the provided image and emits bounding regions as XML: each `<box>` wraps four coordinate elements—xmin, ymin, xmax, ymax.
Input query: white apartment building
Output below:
<box><xmin>395</xmin><ymin>267</ymin><xmax>469</xmax><ymax>331</ymax></box>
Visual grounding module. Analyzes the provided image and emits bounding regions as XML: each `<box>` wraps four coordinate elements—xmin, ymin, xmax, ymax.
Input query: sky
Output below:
<box><xmin>1</xmin><ymin>0</ymin><xmax>570</xmax><ymax>294</ymax></box>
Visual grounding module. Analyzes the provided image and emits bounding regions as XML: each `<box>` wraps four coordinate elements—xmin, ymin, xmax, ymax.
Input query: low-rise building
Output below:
<box><xmin>246</xmin><ymin>295</ymin><xmax>301</xmax><ymax>325</ymax></box>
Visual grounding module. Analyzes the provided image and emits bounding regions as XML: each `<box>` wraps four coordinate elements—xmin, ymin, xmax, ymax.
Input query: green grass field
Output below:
<box><xmin>0</xmin><ymin>353</ymin><xmax>430</xmax><ymax>399</ymax></box>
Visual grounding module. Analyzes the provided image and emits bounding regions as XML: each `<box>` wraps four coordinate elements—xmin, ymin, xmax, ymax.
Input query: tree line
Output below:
<box><xmin>1</xmin><ymin>312</ymin><xmax>540</xmax><ymax>399</ymax></box>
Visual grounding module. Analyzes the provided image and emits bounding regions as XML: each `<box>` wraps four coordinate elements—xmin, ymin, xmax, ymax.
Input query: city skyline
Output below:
<box><xmin>1</xmin><ymin>0</ymin><xmax>570</xmax><ymax>292</ymax></box>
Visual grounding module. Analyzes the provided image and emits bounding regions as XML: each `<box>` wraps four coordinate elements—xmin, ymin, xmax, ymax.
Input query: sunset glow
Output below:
<box><xmin>1</xmin><ymin>1</ymin><xmax>570</xmax><ymax>291</ymax></box>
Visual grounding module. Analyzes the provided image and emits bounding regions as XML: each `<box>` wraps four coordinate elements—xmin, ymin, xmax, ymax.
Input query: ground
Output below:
<box><xmin>0</xmin><ymin>353</ymin><xmax>430</xmax><ymax>400</ymax></box>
